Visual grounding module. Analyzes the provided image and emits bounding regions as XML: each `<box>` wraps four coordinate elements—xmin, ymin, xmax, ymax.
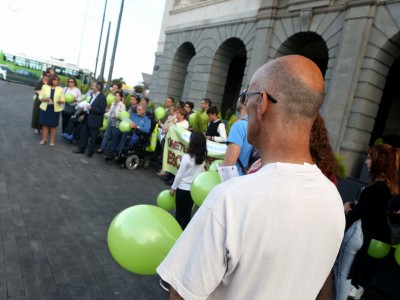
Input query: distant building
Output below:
<box><xmin>150</xmin><ymin>0</ymin><xmax>400</xmax><ymax>177</ymax></box>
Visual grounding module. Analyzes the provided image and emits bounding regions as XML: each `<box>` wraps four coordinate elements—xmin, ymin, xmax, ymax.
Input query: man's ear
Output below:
<box><xmin>257</xmin><ymin>91</ymin><xmax>268</xmax><ymax>119</ymax></box>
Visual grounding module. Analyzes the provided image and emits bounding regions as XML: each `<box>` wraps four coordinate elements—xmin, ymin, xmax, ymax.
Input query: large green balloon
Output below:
<box><xmin>209</xmin><ymin>160</ymin><xmax>223</xmax><ymax>172</ymax></box>
<box><xmin>155</xmin><ymin>107</ymin><xmax>166</xmax><ymax>121</ymax></box>
<box><xmin>100</xmin><ymin>118</ymin><xmax>108</xmax><ymax>131</ymax></box>
<box><xmin>157</xmin><ymin>190</ymin><xmax>176</xmax><ymax>211</ymax></box>
<box><xmin>395</xmin><ymin>247</ymin><xmax>400</xmax><ymax>266</ymax></box>
<box><xmin>106</xmin><ymin>94</ymin><xmax>115</xmax><ymax>106</ymax></box>
<box><xmin>81</xmin><ymin>95</ymin><xmax>86</xmax><ymax>101</ymax></box>
<box><xmin>85</xmin><ymin>95</ymin><xmax>91</xmax><ymax>103</ymax></box>
<box><xmin>118</xmin><ymin>111</ymin><xmax>130</xmax><ymax>121</ymax></box>
<box><xmin>119</xmin><ymin>120</ymin><xmax>131</xmax><ymax>132</ymax></box>
<box><xmin>190</xmin><ymin>171</ymin><xmax>222</xmax><ymax>206</ymax></box>
<box><xmin>64</xmin><ymin>93</ymin><xmax>74</xmax><ymax>103</ymax></box>
<box><xmin>107</xmin><ymin>205</ymin><xmax>182</xmax><ymax>275</ymax></box>
<box><xmin>367</xmin><ymin>239</ymin><xmax>391</xmax><ymax>259</ymax></box>
<box><xmin>188</xmin><ymin>113</ymin><xmax>196</xmax><ymax>127</ymax></box>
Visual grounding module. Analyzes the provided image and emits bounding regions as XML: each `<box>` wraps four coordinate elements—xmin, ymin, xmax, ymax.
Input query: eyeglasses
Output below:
<box><xmin>239</xmin><ymin>86</ymin><xmax>278</xmax><ymax>105</ymax></box>
<box><xmin>44</xmin><ymin>74</ymin><xmax>50</xmax><ymax>77</ymax></box>
<box><xmin>68</xmin><ymin>80</ymin><xmax>74</xmax><ymax>83</ymax></box>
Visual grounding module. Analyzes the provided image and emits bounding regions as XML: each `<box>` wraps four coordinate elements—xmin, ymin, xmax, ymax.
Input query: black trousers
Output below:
<box><xmin>77</xmin><ymin>119</ymin><xmax>99</xmax><ymax>154</ymax></box>
<box><xmin>175</xmin><ymin>188</ymin><xmax>194</xmax><ymax>230</ymax></box>
<box><xmin>61</xmin><ymin>111</ymin><xmax>72</xmax><ymax>133</ymax></box>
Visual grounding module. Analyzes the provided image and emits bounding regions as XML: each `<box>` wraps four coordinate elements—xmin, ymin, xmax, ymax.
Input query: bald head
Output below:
<box><xmin>251</xmin><ymin>55</ymin><xmax>324</xmax><ymax>119</ymax></box>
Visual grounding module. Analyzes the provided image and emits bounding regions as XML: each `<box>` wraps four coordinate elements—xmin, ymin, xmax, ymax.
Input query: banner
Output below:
<box><xmin>162</xmin><ymin>125</ymin><xmax>227</xmax><ymax>175</ymax></box>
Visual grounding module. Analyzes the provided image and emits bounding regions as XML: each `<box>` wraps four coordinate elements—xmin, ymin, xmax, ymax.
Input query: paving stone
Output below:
<box><xmin>0</xmin><ymin>82</ymin><xmax>168</xmax><ymax>299</ymax></box>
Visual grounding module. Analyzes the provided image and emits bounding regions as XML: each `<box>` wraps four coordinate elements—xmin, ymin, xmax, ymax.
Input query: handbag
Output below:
<box><xmin>386</xmin><ymin>195</ymin><xmax>400</xmax><ymax>245</ymax></box>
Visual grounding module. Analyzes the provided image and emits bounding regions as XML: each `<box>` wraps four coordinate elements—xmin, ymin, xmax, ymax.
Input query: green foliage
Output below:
<box><xmin>124</xmin><ymin>94</ymin><xmax>131</xmax><ymax>108</ymax></box>
<box><xmin>334</xmin><ymin>153</ymin><xmax>347</xmax><ymax>179</ymax></box>
<box><xmin>192</xmin><ymin>111</ymin><xmax>208</xmax><ymax>132</ymax></box>
<box><xmin>217</xmin><ymin>112</ymin><xmax>223</xmax><ymax>121</ymax></box>
<box><xmin>224</xmin><ymin>108</ymin><xmax>233</xmax><ymax>121</ymax></box>
<box><xmin>80</xmin><ymin>84</ymin><xmax>91</xmax><ymax>94</ymax></box>
<box><xmin>226</xmin><ymin>114</ymin><xmax>237</xmax><ymax>135</ymax></box>
<box><xmin>134</xmin><ymin>84</ymin><xmax>143</xmax><ymax>93</ymax></box>
<box><xmin>148</xmin><ymin>101</ymin><xmax>156</xmax><ymax>111</ymax></box>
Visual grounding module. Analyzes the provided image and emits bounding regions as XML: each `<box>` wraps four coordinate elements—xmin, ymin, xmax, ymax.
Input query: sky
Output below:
<box><xmin>0</xmin><ymin>0</ymin><xmax>165</xmax><ymax>86</ymax></box>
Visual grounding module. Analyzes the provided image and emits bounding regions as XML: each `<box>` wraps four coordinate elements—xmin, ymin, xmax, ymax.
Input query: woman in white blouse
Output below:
<box><xmin>62</xmin><ymin>77</ymin><xmax>82</xmax><ymax>133</ymax></box>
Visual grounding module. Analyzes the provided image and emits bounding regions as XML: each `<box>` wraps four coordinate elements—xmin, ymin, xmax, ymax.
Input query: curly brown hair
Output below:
<box><xmin>310</xmin><ymin>113</ymin><xmax>339</xmax><ymax>182</ymax></box>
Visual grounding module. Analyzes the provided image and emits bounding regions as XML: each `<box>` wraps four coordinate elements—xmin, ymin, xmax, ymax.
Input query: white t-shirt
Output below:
<box><xmin>172</xmin><ymin>154</ymin><xmax>205</xmax><ymax>191</ymax></box>
<box><xmin>157</xmin><ymin>162</ymin><xmax>345</xmax><ymax>300</ymax></box>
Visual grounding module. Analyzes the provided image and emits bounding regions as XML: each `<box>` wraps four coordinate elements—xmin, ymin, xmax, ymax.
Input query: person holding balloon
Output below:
<box><xmin>97</xmin><ymin>90</ymin><xmax>126</xmax><ymax>153</ymax></box>
<box><xmin>334</xmin><ymin>143</ymin><xmax>399</xmax><ymax>300</ymax></box>
<box><xmin>169</xmin><ymin>132</ymin><xmax>207</xmax><ymax>230</ymax></box>
<box><xmin>61</xmin><ymin>77</ymin><xmax>82</xmax><ymax>133</ymax></box>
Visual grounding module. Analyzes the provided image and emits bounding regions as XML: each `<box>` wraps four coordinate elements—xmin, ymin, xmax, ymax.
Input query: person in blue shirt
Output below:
<box><xmin>105</xmin><ymin>103</ymin><xmax>151</xmax><ymax>159</ymax></box>
<box><xmin>222</xmin><ymin>92</ymin><xmax>253</xmax><ymax>176</ymax></box>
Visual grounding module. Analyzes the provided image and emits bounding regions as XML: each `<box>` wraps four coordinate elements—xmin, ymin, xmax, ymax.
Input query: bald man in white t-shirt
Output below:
<box><xmin>157</xmin><ymin>55</ymin><xmax>345</xmax><ymax>300</ymax></box>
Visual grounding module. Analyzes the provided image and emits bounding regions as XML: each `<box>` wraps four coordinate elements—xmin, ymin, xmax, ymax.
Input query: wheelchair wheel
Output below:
<box><xmin>143</xmin><ymin>160</ymin><xmax>150</xmax><ymax>169</ymax></box>
<box><xmin>125</xmin><ymin>154</ymin><xmax>140</xmax><ymax>170</ymax></box>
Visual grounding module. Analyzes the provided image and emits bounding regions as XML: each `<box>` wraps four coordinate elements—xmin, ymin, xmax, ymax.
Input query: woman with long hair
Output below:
<box><xmin>62</xmin><ymin>77</ymin><xmax>82</xmax><ymax>133</ymax></box>
<box><xmin>38</xmin><ymin>74</ymin><xmax>64</xmax><ymax>146</ymax></box>
<box><xmin>31</xmin><ymin>71</ymin><xmax>49</xmax><ymax>134</ymax></box>
<box><xmin>334</xmin><ymin>143</ymin><xmax>399</xmax><ymax>300</ymax></box>
<box><xmin>169</xmin><ymin>132</ymin><xmax>207</xmax><ymax>230</ymax></box>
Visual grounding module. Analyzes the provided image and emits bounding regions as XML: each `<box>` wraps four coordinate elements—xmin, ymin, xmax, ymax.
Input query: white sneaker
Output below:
<box><xmin>349</xmin><ymin>285</ymin><xmax>364</xmax><ymax>300</ymax></box>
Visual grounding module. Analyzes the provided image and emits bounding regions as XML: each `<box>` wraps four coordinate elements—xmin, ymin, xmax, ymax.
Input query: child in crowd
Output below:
<box><xmin>169</xmin><ymin>132</ymin><xmax>207</xmax><ymax>230</ymax></box>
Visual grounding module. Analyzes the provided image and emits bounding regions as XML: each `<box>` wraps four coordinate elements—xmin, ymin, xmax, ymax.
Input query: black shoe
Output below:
<box><xmin>73</xmin><ymin>149</ymin><xmax>84</xmax><ymax>154</ymax></box>
<box><xmin>160</xmin><ymin>175</ymin><xmax>170</xmax><ymax>181</ymax></box>
<box><xmin>86</xmin><ymin>152</ymin><xmax>94</xmax><ymax>158</ymax></box>
<box><xmin>164</xmin><ymin>179</ymin><xmax>173</xmax><ymax>185</ymax></box>
<box><xmin>159</xmin><ymin>279</ymin><xmax>169</xmax><ymax>293</ymax></box>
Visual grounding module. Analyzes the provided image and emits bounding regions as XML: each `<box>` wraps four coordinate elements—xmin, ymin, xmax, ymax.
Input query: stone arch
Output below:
<box><xmin>275</xmin><ymin>32</ymin><xmax>329</xmax><ymax>77</ymax></box>
<box><xmin>366</xmin><ymin>32</ymin><xmax>400</xmax><ymax>147</ymax></box>
<box><xmin>207</xmin><ymin>37</ymin><xmax>247</xmax><ymax>115</ymax></box>
<box><xmin>166</xmin><ymin>42</ymin><xmax>196</xmax><ymax>101</ymax></box>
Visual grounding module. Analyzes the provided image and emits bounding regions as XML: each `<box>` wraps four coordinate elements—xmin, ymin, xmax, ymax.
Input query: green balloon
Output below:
<box><xmin>107</xmin><ymin>205</ymin><xmax>182</xmax><ymax>275</ymax></box>
<box><xmin>119</xmin><ymin>120</ymin><xmax>131</xmax><ymax>132</ymax></box>
<box><xmin>190</xmin><ymin>171</ymin><xmax>222</xmax><ymax>207</ymax></box>
<box><xmin>81</xmin><ymin>95</ymin><xmax>86</xmax><ymax>101</ymax></box>
<box><xmin>100</xmin><ymin>118</ymin><xmax>108</xmax><ymax>131</ymax></box>
<box><xmin>209</xmin><ymin>160</ymin><xmax>223</xmax><ymax>172</ymax></box>
<box><xmin>33</xmin><ymin>95</ymin><xmax>36</xmax><ymax>101</ymax></box>
<box><xmin>157</xmin><ymin>190</ymin><xmax>176</xmax><ymax>211</ymax></box>
<box><xmin>367</xmin><ymin>239</ymin><xmax>391</xmax><ymax>258</ymax></box>
<box><xmin>155</xmin><ymin>107</ymin><xmax>166</xmax><ymax>121</ymax></box>
<box><xmin>118</xmin><ymin>111</ymin><xmax>130</xmax><ymax>121</ymax></box>
<box><xmin>188</xmin><ymin>113</ymin><xmax>196</xmax><ymax>127</ymax></box>
<box><xmin>86</xmin><ymin>95</ymin><xmax>91</xmax><ymax>103</ymax></box>
<box><xmin>106</xmin><ymin>94</ymin><xmax>115</xmax><ymax>106</ymax></box>
<box><xmin>64</xmin><ymin>93</ymin><xmax>74</xmax><ymax>103</ymax></box>
<box><xmin>395</xmin><ymin>247</ymin><xmax>400</xmax><ymax>266</ymax></box>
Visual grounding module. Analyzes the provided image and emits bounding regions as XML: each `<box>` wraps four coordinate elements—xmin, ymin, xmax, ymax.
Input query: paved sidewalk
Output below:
<box><xmin>0</xmin><ymin>81</ymin><xmax>168</xmax><ymax>299</ymax></box>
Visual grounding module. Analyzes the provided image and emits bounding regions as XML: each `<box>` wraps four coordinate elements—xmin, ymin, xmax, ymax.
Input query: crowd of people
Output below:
<box><xmin>30</xmin><ymin>60</ymin><xmax>400</xmax><ymax>299</ymax></box>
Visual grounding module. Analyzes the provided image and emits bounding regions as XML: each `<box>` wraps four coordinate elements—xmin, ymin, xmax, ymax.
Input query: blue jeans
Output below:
<box><xmin>333</xmin><ymin>220</ymin><xmax>363</xmax><ymax>300</ymax></box>
<box><xmin>99</xmin><ymin>125</ymin><xmax>114</xmax><ymax>151</ymax></box>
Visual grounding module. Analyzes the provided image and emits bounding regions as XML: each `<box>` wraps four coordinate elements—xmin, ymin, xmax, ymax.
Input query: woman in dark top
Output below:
<box><xmin>31</xmin><ymin>72</ymin><xmax>49</xmax><ymax>133</ymax></box>
<box><xmin>334</xmin><ymin>143</ymin><xmax>399</xmax><ymax>300</ymax></box>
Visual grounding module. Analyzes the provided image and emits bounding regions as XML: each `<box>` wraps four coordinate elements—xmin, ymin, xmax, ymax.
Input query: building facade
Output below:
<box><xmin>150</xmin><ymin>0</ymin><xmax>400</xmax><ymax>177</ymax></box>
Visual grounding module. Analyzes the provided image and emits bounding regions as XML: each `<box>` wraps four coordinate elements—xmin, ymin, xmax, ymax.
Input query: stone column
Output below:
<box><xmin>321</xmin><ymin>1</ymin><xmax>376</xmax><ymax>176</ymax></box>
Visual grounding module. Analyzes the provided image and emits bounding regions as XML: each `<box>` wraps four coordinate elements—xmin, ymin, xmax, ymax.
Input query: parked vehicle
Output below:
<box><xmin>0</xmin><ymin>64</ymin><xmax>39</xmax><ymax>86</ymax></box>
<box><xmin>0</xmin><ymin>66</ymin><xmax>6</xmax><ymax>80</ymax></box>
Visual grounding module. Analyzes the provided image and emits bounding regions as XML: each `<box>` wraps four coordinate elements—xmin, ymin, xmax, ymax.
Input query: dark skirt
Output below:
<box><xmin>39</xmin><ymin>105</ymin><xmax>60</xmax><ymax>127</ymax></box>
<box><xmin>31</xmin><ymin>96</ymin><xmax>41</xmax><ymax>129</ymax></box>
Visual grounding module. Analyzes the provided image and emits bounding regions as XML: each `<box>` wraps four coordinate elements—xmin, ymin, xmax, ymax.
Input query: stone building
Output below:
<box><xmin>150</xmin><ymin>0</ymin><xmax>400</xmax><ymax>177</ymax></box>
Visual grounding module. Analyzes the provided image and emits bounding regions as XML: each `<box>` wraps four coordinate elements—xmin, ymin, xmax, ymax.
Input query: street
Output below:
<box><xmin>0</xmin><ymin>81</ymin><xmax>167</xmax><ymax>299</ymax></box>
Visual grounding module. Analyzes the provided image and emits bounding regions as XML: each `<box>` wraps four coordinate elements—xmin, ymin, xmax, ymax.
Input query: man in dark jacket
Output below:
<box><xmin>73</xmin><ymin>81</ymin><xmax>107</xmax><ymax>157</ymax></box>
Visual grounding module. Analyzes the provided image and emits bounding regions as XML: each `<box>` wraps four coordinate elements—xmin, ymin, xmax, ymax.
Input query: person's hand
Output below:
<box><xmin>206</xmin><ymin>136</ymin><xmax>211</xmax><ymax>140</ymax></box>
<box><xmin>87</xmin><ymin>105</ymin><xmax>92</xmax><ymax>110</ymax></box>
<box><xmin>169</xmin><ymin>189</ymin><xmax>175</xmax><ymax>196</ymax></box>
<box><xmin>130</xmin><ymin>121</ymin><xmax>137</xmax><ymax>128</ymax></box>
<box><xmin>344</xmin><ymin>202</ymin><xmax>352</xmax><ymax>215</ymax></box>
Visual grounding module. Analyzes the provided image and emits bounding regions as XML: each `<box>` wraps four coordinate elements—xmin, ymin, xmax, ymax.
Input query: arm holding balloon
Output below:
<box><xmin>169</xmin><ymin>286</ymin><xmax>184</xmax><ymax>300</ymax></box>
